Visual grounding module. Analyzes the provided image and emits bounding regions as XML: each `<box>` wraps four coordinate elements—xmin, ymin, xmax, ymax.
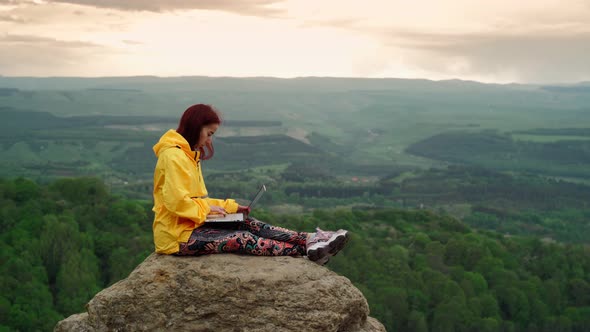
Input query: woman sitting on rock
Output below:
<box><xmin>152</xmin><ymin>104</ymin><xmax>349</xmax><ymax>264</ymax></box>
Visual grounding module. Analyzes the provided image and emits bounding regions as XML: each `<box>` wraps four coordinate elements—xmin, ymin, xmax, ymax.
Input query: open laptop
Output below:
<box><xmin>205</xmin><ymin>184</ymin><xmax>266</xmax><ymax>223</ymax></box>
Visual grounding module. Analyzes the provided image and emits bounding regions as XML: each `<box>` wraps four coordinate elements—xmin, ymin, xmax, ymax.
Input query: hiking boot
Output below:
<box><xmin>306</xmin><ymin>228</ymin><xmax>349</xmax><ymax>264</ymax></box>
<box><xmin>326</xmin><ymin>229</ymin><xmax>349</xmax><ymax>256</ymax></box>
<box><xmin>315</xmin><ymin>256</ymin><xmax>330</xmax><ymax>266</ymax></box>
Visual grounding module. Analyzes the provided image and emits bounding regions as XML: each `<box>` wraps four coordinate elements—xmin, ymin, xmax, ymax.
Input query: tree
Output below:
<box><xmin>374</xmin><ymin>287</ymin><xmax>409</xmax><ymax>331</ymax></box>
<box><xmin>6</xmin><ymin>177</ymin><xmax>40</xmax><ymax>203</ymax></box>
<box><xmin>55</xmin><ymin>249</ymin><xmax>100</xmax><ymax>315</ymax></box>
<box><xmin>479</xmin><ymin>293</ymin><xmax>501</xmax><ymax>319</ymax></box>
<box><xmin>444</xmin><ymin>235</ymin><xmax>489</xmax><ymax>270</ymax></box>
<box><xmin>460</xmin><ymin>271</ymin><xmax>488</xmax><ymax>297</ymax></box>
<box><xmin>407</xmin><ymin>310</ymin><xmax>428</xmax><ymax>332</ymax></box>
<box><xmin>432</xmin><ymin>296</ymin><xmax>472</xmax><ymax>332</ymax></box>
<box><xmin>478</xmin><ymin>317</ymin><xmax>500</xmax><ymax>332</ymax></box>
<box><xmin>39</xmin><ymin>214</ymin><xmax>85</xmax><ymax>286</ymax></box>
<box><xmin>543</xmin><ymin>279</ymin><xmax>565</xmax><ymax>314</ymax></box>
<box><xmin>50</xmin><ymin>177</ymin><xmax>108</xmax><ymax>205</ymax></box>
<box><xmin>494</xmin><ymin>287</ymin><xmax>530</xmax><ymax>327</ymax></box>
<box><xmin>1</xmin><ymin>256</ymin><xmax>60</xmax><ymax>331</ymax></box>
<box><xmin>564</xmin><ymin>306</ymin><xmax>590</xmax><ymax>332</ymax></box>
<box><xmin>542</xmin><ymin>315</ymin><xmax>572</xmax><ymax>332</ymax></box>
<box><xmin>567</xmin><ymin>278</ymin><xmax>590</xmax><ymax>307</ymax></box>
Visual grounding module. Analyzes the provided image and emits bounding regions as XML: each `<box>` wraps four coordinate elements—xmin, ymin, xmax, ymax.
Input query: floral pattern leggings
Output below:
<box><xmin>176</xmin><ymin>218</ymin><xmax>309</xmax><ymax>257</ymax></box>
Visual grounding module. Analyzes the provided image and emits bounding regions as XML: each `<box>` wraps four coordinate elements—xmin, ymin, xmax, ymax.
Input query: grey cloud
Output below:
<box><xmin>0</xmin><ymin>34</ymin><xmax>108</xmax><ymax>75</ymax></box>
<box><xmin>1</xmin><ymin>34</ymin><xmax>102</xmax><ymax>47</ymax></box>
<box><xmin>8</xmin><ymin>0</ymin><xmax>286</xmax><ymax>17</ymax></box>
<box><xmin>122</xmin><ymin>40</ymin><xmax>142</xmax><ymax>45</ymax></box>
<box><xmin>300</xmin><ymin>18</ymin><xmax>362</xmax><ymax>30</ymax></box>
<box><xmin>0</xmin><ymin>13</ymin><xmax>27</xmax><ymax>22</ymax></box>
<box><xmin>384</xmin><ymin>30</ymin><xmax>590</xmax><ymax>83</ymax></box>
<box><xmin>299</xmin><ymin>5</ymin><xmax>590</xmax><ymax>83</ymax></box>
<box><xmin>0</xmin><ymin>0</ymin><xmax>43</xmax><ymax>5</ymax></box>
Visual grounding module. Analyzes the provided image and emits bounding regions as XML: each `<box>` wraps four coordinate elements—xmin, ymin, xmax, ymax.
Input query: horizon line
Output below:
<box><xmin>0</xmin><ymin>74</ymin><xmax>588</xmax><ymax>86</ymax></box>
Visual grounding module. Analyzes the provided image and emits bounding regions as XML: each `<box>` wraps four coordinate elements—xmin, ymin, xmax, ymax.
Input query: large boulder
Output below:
<box><xmin>55</xmin><ymin>253</ymin><xmax>385</xmax><ymax>332</ymax></box>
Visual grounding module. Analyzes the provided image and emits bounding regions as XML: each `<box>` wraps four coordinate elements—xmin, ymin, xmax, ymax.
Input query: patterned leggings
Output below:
<box><xmin>176</xmin><ymin>218</ymin><xmax>309</xmax><ymax>257</ymax></box>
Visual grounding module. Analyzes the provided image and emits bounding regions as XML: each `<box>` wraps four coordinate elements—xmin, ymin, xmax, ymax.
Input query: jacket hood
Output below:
<box><xmin>153</xmin><ymin>129</ymin><xmax>199</xmax><ymax>160</ymax></box>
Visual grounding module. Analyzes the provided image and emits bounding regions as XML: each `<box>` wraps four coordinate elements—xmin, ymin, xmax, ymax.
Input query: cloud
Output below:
<box><xmin>287</xmin><ymin>0</ymin><xmax>590</xmax><ymax>82</ymax></box>
<box><xmin>383</xmin><ymin>29</ymin><xmax>590</xmax><ymax>83</ymax></box>
<box><xmin>299</xmin><ymin>17</ymin><xmax>361</xmax><ymax>30</ymax></box>
<box><xmin>1</xmin><ymin>0</ymin><xmax>285</xmax><ymax>16</ymax></box>
<box><xmin>0</xmin><ymin>0</ymin><xmax>45</xmax><ymax>6</ymax></box>
<box><xmin>1</xmin><ymin>0</ymin><xmax>589</xmax><ymax>82</ymax></box>
<box><xmin>1</xmin><ymin>34</ymin><xmax>101</xmax><ymax>47</ymax></box>
<box><xmin>122</xmin><ymin>40</ymin><xmax>143</xmax><ymax>45</ymax></box>
<box><xmin>0</xmin><ymin>34</ymin><xmax>107</xmax><ymax>75</ymax></box>
<box><xmin>0</xmin><ymin>13</ymin><xmax>27</xmax><ymax>22</ymax></box>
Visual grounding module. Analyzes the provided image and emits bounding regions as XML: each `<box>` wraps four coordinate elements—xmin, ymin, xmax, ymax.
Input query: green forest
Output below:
<box><xmin>1</xmin><ymin>76</ymin><xmax>590</xmax><ymax>331</ymax></box>
<box><xmin>1</xmin><ymin>177</ymin><xmax>589</xmax><ymax>332</ymax></box>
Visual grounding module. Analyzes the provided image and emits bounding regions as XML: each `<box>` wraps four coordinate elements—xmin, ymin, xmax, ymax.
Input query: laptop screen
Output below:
<box><xmin>248</xmin><ymin>184</ymin><xmax>266</xmax><ymax>209</ymax></box>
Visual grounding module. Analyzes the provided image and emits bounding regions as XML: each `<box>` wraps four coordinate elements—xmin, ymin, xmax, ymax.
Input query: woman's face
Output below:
<box><xmin>196</xmin><ymin>123</ymin><xmax>219</xmax><ymax>149</ymax></box>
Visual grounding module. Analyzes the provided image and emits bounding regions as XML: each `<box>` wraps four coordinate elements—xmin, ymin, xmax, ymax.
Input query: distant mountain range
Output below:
<box><xmin>0</xmin><ymin>76</ymin><xmax>531</xmax><ymax>91</ymax></box>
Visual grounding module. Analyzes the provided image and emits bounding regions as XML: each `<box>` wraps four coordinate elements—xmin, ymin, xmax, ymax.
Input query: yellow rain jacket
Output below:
<box><xmin>152</xmin><ymin>129</ymin><xmax>239</xmax><ymax>254</ymax></box>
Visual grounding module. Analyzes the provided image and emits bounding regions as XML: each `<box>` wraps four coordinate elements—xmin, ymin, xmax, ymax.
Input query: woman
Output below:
<box><xmin>152</xmin><ymin>104</ymin><xmax>348</xmax><ymax>264</ymax></box>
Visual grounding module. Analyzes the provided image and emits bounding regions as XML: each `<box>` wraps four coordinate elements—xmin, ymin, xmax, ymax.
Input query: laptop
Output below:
<box><xmin>205</xmin><ymin>184</ymin><xmax>266</xmax><ymax>223</ymax></box>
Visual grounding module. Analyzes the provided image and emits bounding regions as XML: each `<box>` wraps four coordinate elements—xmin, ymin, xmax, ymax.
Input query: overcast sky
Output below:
<box><xmin>1</xmin><ymin>0</ymin><xmax>589</xmax><ymax>83</ymax></box>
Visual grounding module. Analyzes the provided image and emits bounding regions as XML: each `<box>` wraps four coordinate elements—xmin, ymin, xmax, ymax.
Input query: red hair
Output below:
<box><xmin>176</xmin><ymin>104</ymin><xmax>222</xmax><ymax>160</ymax></box>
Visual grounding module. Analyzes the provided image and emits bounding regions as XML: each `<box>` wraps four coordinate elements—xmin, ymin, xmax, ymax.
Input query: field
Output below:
<box><xmin>1</xmin><ymin>77</ymin><xmax>590</xmax><ymax>242</ymax></box>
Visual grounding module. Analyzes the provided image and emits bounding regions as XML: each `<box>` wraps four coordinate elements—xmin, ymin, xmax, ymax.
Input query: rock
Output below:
<box><xmin>55</xmin><ymin>253</ymin><xmax>386</xmax><ymax>332</ymax></box>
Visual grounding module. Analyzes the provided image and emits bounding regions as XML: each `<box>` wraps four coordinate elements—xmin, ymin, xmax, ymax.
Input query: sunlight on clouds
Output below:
<box><xmin>280</xmin><ymin>0</ymin><xmax>590</xmax><ymax>36</ymax></box>
<box><xmin>0</xmin><ymin>0</ymin><xmax>589</xmax><ymax>82</ymax></box>
<box><xmin>103</xmin><ymin>10</ymin><xmax>379</xmax><ymax>77</ymax></box>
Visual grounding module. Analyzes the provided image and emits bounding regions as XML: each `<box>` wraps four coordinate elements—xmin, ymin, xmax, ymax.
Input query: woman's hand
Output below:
<box><xmin>209</xmin><ymin>205</ymin><xmax>227</xmax><ymax>215</ymax></box>
<box><xmin>237</xmin><ymin>205</ymin><xmax>251</xmax><ymax>216</ymax></box>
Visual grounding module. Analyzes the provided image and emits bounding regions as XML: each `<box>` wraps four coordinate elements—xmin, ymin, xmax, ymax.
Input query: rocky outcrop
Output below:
<box><xmin>55</xmin><ymin>253</ymin><xmax>385</xmax><ymax>332</ymax></box>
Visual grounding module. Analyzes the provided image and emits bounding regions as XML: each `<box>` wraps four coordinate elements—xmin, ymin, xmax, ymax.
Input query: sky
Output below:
<box><xmin>1</xmin><ymin>0</ymin><xmax>589</xmax><ymax>84</ymax></box>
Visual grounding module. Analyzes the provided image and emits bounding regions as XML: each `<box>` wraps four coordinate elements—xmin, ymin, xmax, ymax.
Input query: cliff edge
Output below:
<box><xmin>55</xmin><ymin>253</ymin><xmax>385</xmax><ymax>332</ymax></box>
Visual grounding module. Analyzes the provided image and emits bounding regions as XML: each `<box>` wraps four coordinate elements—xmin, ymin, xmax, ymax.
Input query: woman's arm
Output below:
<box><xmin>206</xmin><ymin>198</ymin><xmax>239</xmax><ymax>214</ymax></box>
